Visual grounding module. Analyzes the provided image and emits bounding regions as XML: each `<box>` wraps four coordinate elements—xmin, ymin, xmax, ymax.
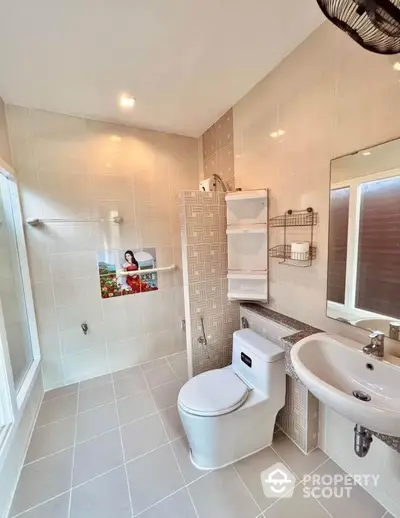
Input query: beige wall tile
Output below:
<box><xmin>232</xmin><ymin>20</ymin><xmax>400</xmax><ymax>509</ymax></box>
<box><xmin>107</xmin><ymin>336</ymin><xmax>149</xmax><ymax>373</ymax></box>
<box><xmin>7</xmin><ymin>105</ymin><xmax>198</xmax><ymax>389</ymax></box>
<box><xmin>233</xmin><ymin>22</ymin><xmax>400</xmax><ymax>338</ymax></box>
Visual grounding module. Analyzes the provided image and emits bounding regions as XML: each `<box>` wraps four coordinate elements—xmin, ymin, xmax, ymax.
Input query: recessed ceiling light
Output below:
<box><xmin>362</xmin><ymin>151</ymin><xmax>371</xmax><ymax>156</ymax></box>
<box><xmin>270</xmin><ymin>129</ymin><xmax>285</xmax><ymax>138</ymax></box>
<box><xmin>393</xmin><ymin>62</ymin><xmax>400</xmax><ymax>71</ymax></box>
<box><xmin>110</xmin><ymin>135</ymin><xmax>121</xmax><ymax>142</ymax></box>
<box><xmin>119</xmin><ymin>95</ymin><xmax>136</xmax><ymax>108</ymax></box>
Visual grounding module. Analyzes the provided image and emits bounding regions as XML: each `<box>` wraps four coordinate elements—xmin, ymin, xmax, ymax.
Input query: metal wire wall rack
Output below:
<box><xmin>269</xmin><ymin>207</ymin><xmax>318</xmax><ymax>267</ymax></box>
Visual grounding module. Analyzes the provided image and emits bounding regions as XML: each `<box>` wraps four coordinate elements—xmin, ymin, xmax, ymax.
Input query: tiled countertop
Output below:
<box><xmin>240</xmin><ymin>303</ymin><xmax>400</xmax><ymax>455</ymax></box>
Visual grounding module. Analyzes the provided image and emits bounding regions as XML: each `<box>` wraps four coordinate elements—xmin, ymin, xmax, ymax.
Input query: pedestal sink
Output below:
<box><xmin>290</xmin><ymin>333</ymin><xmax>400</xmax><ymax>437</ymax></box>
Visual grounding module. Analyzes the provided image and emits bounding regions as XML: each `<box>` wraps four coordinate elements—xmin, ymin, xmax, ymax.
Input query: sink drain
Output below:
<box><xmin>353</xmin><ymin>390</ymin><xmax>371</xmax><ymax>402</ymax></box>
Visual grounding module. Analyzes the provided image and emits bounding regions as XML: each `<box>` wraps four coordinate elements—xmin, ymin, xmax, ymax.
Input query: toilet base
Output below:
<box><xmin>179</xmin><ymin>390</ymin><xmax>282</xmax><ymax>470</ymax></box>
<box><xmin>189</xmin><ymin>440</ymin><xmax>273</xmax><ymax>471</ymax></box>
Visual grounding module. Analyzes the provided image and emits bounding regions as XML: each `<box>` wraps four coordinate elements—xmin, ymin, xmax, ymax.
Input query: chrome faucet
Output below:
<box><xmin>363</xmin><ymin>331</ymin><xmax>385</xmax><ymax>358</ymax></box>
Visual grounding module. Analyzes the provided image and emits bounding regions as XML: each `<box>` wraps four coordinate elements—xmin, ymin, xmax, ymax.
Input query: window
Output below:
<box><xmin>328</xmin><ymin>170</ymin><xmax>400</xmax><ymax>321</ymax></box>
<box><xmin>0</xmin><ymin>166</ymin><xmax>41</xmax><ymax>458</ymax></box>
<box><xmin>356</xmin><ymin>176</ymin><xmax>400</xmax><ymax>317</ymax></box>
<box><xmin>327</xmin><ymin>187</ymin><xmax>350</xmax><ymax>304</ymax></box>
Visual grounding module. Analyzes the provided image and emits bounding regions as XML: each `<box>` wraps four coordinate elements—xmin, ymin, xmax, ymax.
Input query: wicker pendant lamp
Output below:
<box><xmin>316</xmin><ymin>0</ymin><xmax>400</xmax><ymax>54</ymax></box>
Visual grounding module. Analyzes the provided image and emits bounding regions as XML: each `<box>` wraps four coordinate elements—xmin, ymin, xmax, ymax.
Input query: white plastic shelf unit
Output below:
<box><xmin>226</xmin><ymin>190</ymin><xmax>268</xmax><ymax>301</ymax></box>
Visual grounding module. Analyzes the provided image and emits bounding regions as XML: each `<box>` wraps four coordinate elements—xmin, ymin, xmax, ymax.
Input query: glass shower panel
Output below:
<box><xmin>0</xmin><ymin>174</ymin><xmax>33</xmax><ymax>390</ymax></box>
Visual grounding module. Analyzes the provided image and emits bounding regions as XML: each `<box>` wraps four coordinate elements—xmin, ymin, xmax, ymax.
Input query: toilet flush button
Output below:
<box><xmin>241</xmin><ymin>352</ymin><xmax>252</xmax><ymax>368</ymax></box>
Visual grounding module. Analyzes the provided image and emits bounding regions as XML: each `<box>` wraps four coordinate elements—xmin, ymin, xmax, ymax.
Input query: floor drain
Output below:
<box><xmin>353</xmin><ymin>390</ymin><xmax>371</xmax><ymax>402</ymax></box>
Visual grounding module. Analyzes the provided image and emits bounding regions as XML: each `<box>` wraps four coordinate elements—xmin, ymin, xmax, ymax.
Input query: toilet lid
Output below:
<box><xmin>178</xmin><ymin>369</ymin><xmax>249</xmax><ymax>417</ymax></box>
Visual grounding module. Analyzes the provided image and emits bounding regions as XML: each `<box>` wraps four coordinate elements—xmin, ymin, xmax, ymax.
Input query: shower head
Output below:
<box><xmin>212</xmin><ymin>174</ymin><xmax>229</xmax><ymax>192</ymax></box>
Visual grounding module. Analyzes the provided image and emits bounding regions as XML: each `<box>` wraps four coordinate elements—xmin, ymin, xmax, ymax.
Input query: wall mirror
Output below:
<box><xmin>327</xmin><ymin>138</ymin><xmax>400</xmax><ymax>341</ymax></box>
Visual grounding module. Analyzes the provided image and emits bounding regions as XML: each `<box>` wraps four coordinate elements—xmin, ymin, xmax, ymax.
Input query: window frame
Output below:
<box><xmin>0</xmin><ymin>160</ymin><xmax>41</xmax><ymax>466</ymax></box>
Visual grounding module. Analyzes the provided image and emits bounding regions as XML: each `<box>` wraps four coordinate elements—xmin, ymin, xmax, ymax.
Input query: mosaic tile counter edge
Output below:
<box><xmin>241</xmin><ymin>303</ymin><xmax>400</xmax><ymax>455</ymax></box>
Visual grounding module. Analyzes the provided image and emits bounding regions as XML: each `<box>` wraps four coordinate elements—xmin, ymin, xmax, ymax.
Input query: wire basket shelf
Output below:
<box><xmin>269</xmin><ymin>208</ymin><xmax>318</xmax><ymax>227</ymax></box>
<box><xmin>269</xmin><ymin>207</ymin><xmax>317</xmax><ymax>267</ymax></box>
<box><xmin>269</xmin><ymin>245</ymin><xmax>317</xmax><ymax>262</ymax></box>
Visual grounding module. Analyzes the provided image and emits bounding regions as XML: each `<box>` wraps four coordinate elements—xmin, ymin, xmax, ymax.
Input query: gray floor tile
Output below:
<box><xmin>264</xmin><ymin>485</ymin><xmax>329</xmax><ymax>517</ymax></box>
<box><xmin>10</xmin><ymin>449</ymin><xmax>73</xmax><ymax>516</ymax></box>
<box><xmin>139</xmin><ymin>488</ymin><xmax>197</xmax><ymax>518</ymax></box>
<box><xmin>78</xmin><ymin>384</ymin><xmax>114</xmax><ymax>413</ymax></box>
<box><xmin>159</xmin><ymin>405</ymin><xmax>185</xmax><ymax>440</ymax></box>
<box><xmin>113</xmin><ymin>365</ymin><xmax>144</xmax><ymax>381</ymax></box>
<box><xmin>70</xmin><ymin>466</ymin><xmax>131</xmax><ymax>518</ymax></box>
<box><xmin>43</xmin><ymin>383</ymin><xmax>79</xmax><ymax>401</ymax></box>
<box><xmin>188</xmin><ymin>466</ymin><xmax>260</xmax><ymax>518</ymax></box>
<box><xmin>116</xmin><ymin>390</ymin><xmax>156</xmax><ymax>426</ymax></box>
<box><xmin>141</xmin><ymin>358</ymin><xmax>168</xmax><ymax>372</ymax></box>
<box><xmin>305</xmin><ymin>459</ymin><xmax>386</xmax><ymax>518</ymax></box>
<box><xmin>114</xmin><ymin>369</ymin><xmax>147</xmax><ymax>399</ymax></box>
<box><xmin>25</xmin><ymin>416</ymin><xmax>76</xmax><ymax>463</ymax></box>
<box><xmin>151</xmin><ymin>379</ymin><xmax>184</xmax><ymax>410</ymax></box>
<box><xmin>36</xmin><ymin>393</ymin><xmax>78</xmax><ymax>426</ymax></box>
<box><xmin>126</xmin><ymin>444</ymin><xmax>184</xmax><ymax>515</ymax></box>
<box><xmin>272</xmin><ymin>431</ymin><xmax>328</xmax><ymax>480</ymax></box>
<box><xmin>170</xmin><ymin>437</ymin><xmax>206</xmax><ymax>484</ymax></box>
<box><xmin>76</xmin><ymin>401</ymin><xmax>119</xmax><ymax>443</ymax></box>
<box><xmin>234</xmin><ymin>446</ymin><xmax>286</xmax><ymax>510</ymax></box>
<box><xmin>143</xmin><ymin>364</ymin><xmax>177</xmax><ymax>388</ymax></box>
<box><xmin>121</xmin><ymin>414</ymin><xmax>167</xmax><ymax>461</ymax></box>
<box><xmin>13</xmin><ymin>492</ymin><xmax>70</xmax><ymax>518</ymax></box>
<box><xmin>79</xmin><ymin>374</ymin><xmax>112</xmax><ymax>391</ymax></box>
<box><xmin>168</xmin><ymin>357</ymin><xmax>189</xmax><ymax>381</ymax></box>
<box><xmin>15</xmin><ymin>366</ymin><xmax>391</xmax><ymax>518</ymax></box>
<box><xmin>72</xmin><ymin>429</ymin><xmax>124</xmax><ymax>486</ymax></box>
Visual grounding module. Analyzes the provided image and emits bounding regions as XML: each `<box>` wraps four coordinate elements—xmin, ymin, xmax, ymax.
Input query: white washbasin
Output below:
<box><xmin>291</xmin><ymin>333</ymin><xmax>400</xmax><ymax>436</ymax></box>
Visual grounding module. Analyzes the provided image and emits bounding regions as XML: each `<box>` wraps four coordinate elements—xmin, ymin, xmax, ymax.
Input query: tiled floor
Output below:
<box><xmin>9</xmin><ymin>351</ymin><xmax>389</xmax><ymax>518</ymax></box>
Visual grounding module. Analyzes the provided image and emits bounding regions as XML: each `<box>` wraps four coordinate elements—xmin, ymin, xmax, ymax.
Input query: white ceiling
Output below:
<box><xmin>0</xmin><ymin>0</ymin><xmax>323</xmax><ymax>137</ymax></box>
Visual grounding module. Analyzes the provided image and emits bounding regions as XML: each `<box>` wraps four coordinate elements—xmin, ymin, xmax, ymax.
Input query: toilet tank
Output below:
<box><xmin>232</xmin><ymin>329</ymin><xmax>285</xmax><ymax>397</ymax></box>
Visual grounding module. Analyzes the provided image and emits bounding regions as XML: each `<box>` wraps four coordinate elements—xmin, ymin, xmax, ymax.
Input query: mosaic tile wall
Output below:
<box><xmin>202</xmin><ymin>108</ymin><xmax>235</xmax><ymax>191</ymax></box>
<box><xmin>180</xmin><ymin>191</ymin><xmax>240</xmax><ymax>376</ymax></box>
<box><xmin>276</xmin><ymin>376</ymin><xmax>319</xmax><ymax>453</ymax></box>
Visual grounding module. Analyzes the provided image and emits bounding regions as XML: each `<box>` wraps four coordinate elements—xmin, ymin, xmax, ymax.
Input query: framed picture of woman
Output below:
<box><xmin>97</xmin><ymin>248</ymin><xmax>158</xmax><ymax>299</ymax></box>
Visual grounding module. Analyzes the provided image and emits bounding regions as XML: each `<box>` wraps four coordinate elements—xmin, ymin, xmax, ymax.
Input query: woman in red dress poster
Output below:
<box><xmin>122</xmin><ymin>250</ymin><xmax>141</xmax><ymax>293</ymax></box>
<box><xmin>122</xmin><ymin>250</ymin><xmax>154</xmax><ymax>294</ymax></box>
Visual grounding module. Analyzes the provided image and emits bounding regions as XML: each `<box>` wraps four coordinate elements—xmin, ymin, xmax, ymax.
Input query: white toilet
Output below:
<box><xmin>178</xmin><ymin>328</ymin><xmax>286</xmax><ymax>470</ymax></box>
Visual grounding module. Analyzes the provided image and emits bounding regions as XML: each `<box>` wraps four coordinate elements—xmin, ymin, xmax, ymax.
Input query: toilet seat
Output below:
<box><xmin>178</xmin><ymin>368</ymin><xmax>249</xmax><ymax>417</ymax></box>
